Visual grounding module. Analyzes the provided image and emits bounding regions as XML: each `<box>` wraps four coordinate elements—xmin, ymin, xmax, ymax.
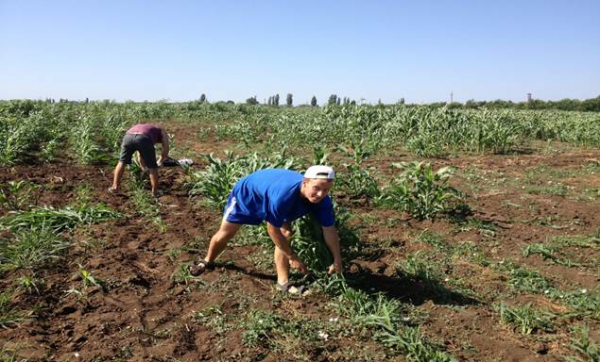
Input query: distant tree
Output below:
<box><xmin>286</xmin><ymin>93</ymin><xmax>293</xmax><ymax>107</ymax></box>
<box><xmin>398</xmin><ymin>98</ymin><xmax>405</xmax><ymax>105</ymax></box>
<box><xmin>311</xmin><ymin>96</ymin><xmax>318</xmax><ymax>107</ymax></box>
<box><xmin>274</xmin><ymin>94</ymin><xmax>280</xmax><ymax>107</ymax></box>
<box><xmin>267</xmin><ymin>96</ymin><xmax>272</xmax><ymax>106</ymax></box>
<box><xmin>246</xmin><ymin>96</ymin><xmax>259</xmax><ymax>105</ymax></box>
<box><xmin>200</xmin><ymin>94</ymin><xmax>207</xmax><ymax>103</ymax></box>
<box><xmin>336</xmin><ymin>97</ymin><xmax>341</xmax><ymax>105</ymax></box>
<box><xmin>328</xmin><ymin>94</ymin><xmax>338</xmax><ymax>105</ymax></box>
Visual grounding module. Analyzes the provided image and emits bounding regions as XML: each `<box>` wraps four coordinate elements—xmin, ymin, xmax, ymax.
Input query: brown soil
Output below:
<box><xmin>1</xmin><ymin>124</ymin><xmax>599</xmax><ymax>361</ymax></box>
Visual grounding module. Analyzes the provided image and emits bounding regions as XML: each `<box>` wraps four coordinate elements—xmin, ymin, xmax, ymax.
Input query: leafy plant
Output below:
<box><xmin>0</xmin><ymin>204</ymin><xmax>122</xmax><ymax>233</ymax></box>
<box><xmin>566</xmin><ymin>325</ymin><xmax>600</xmax><ymax>362</ymax></box>
<box><xmin>382</xmin><ymin>161</ymin><xmax>464</xmax><ymax>220</ymax></box>
<box><xmin>0</xmin><ymin>227</ymin><xmax>69</xmax><ymax>272</ymax></box>
<box><xmin>497</xmin><ymin>302</ymin><xmax>554</xmax><ymax>335</ymax></box>
<box><xmin>0</xmin><ymin>293</ymin><xmax>25</xmax><ymax>328</ymax></box>
<box><xmin>337</xmin><ymin>141</ymin><xmax>380</xmax><ymax>199</ymax></box>
<box><xmin>186</xmin><ymin>151</ymin><xmax>297</xmax><ymax>209</ymax></box>
<box><xmin>0</xmin><ymin>181</ymin><xmax>40</xmax><ymax>211</ymax></box>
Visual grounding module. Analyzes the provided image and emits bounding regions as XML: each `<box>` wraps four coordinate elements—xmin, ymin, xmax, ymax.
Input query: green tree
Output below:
<box><xmin>246</xmin><ymin>96</ymin><xmax>259</xmax><ymax>105</ymax></box>
<box><xmin>286</xmin><ymin>93</ymin><xmax>293</xmax><ymax>107</ymax></box>
<box><xmin>311</xmin><ymin>96</ymin><xmax>318</xmax><ymax>107</ymax></box>
<box><xmin>328</xmin><ymin>94</ymin><xmax>338</xmax><ymax>105</ymax></box>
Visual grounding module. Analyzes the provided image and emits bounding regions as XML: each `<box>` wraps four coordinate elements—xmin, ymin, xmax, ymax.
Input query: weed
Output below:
<box><xmin>172</xmin><ymin>263</ymin><xmax>204</xmax><ymax>286</ymax></box>
<box><xmin>497</xmin><ymin>302</ymin><xmax>554</xmax><ymax>335</ymax></box>
<box><xmin>79</xmin><ymin>267</ymin><xmax>104</xmax><ymax>289</ymax></box>
<box><xmin>0</xmin><ymin>292</ymin><xmax>25</xmax><ymax>328</ymax></box>
<box><xmin>0</xmin><ymin>204</ymin><xmax>122</xmax><ymax>233</ymax></box>
<box><xmin>0</xmin><ymin>227</ymin><xmax>69</xmax><ymax>272</ymax></box>
<box><xmin>566</xmin><ymin>324</ymin><xmax>600</xmax><ymax>362</ymax></box>
<box><xmin>523</xmin><ymin>243</ymin><xmax>581</xmax><ymax>267</ymax></box>
<box><xmin>417</xmin><ymin>230</ymin><xmax>451</xmax><ymax>252</ymax></box>
<box><xmin>506</xmin><ymin>265</ymin><xmax>553</xmax><ymax>294</ymax></box>
<box><xmin>0</xmin><ymin>181</ymin><xmax>40</xmax><ymax>211</ymax></box>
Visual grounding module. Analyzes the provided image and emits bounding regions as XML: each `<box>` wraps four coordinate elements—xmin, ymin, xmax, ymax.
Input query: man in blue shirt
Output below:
<box><xmin>190</xmin><ymin>166</ymin><xmax>342</xmax><ymax>293</ymax></box>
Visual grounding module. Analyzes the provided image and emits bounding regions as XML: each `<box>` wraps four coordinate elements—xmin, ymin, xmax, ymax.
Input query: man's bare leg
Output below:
<box><xmin>148</xmin><ymin>169</ymin><xmax>159</xmax><ymax>196</ymax></box>
<box><xmin>111</xmin><ymin>161</ymin><xmax>126</xmax><ymax>191</ymax></box>
<box><xmin>274</xmin><ymin>223</ymin><xmax>293</xmax><ymax>285</ymax></box>
<box><xmin>205</xmin><ymin>220</ymin><xmax>242</xmax><ymax>263</ymax></box>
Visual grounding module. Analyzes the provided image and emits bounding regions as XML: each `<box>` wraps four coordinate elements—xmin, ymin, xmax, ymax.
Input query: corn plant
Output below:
<box><xmin>0</xmin><ymin>180</ymin><xmax>40</xmax><ymax>211</ymax></box>
<box><xmin>0</xmin><ymin>115</ymin><xmax>32</xmax><ymax>166</ymax></box>
<box><xmin>336</xmin><ymin>141</ymin><xmax>380</xmax><ymax>199</ymax></box>
<box><xmin>70</xmin><ymin>113</ymin><xmax>100</xmax><ymax>165</ymax></box>
<box><xmin>186</xmin><ymin>151</ymin><xmax>297</xmax><ymax>209</ymax></box>
<box><xmin>292</xmin><ymin>204</ymin><xmax>361</xmax><ymax>273</ymax></box>
<box><xmin>382</xmin><ymin>162</ymin><xmax>464</xmax><ymax>220</ymax></box>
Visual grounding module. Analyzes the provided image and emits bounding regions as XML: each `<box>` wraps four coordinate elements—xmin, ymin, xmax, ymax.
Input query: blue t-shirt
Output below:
<box><xmin>229</xmin><ymin>169</ymin><xmax>335</xmax><ymax>227</ymax></box>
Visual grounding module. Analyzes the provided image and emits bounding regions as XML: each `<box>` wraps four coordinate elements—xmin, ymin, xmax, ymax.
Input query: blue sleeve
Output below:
<box><xmin>312</xmin><ymin>196</ymin><xmax>335</xmax><ymax>227</ymax></box>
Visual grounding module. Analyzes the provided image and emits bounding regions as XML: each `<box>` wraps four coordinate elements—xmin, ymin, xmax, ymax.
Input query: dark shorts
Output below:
<box><xmin>118</xmin><ymin>133</ymin><xmax>158</xmax><ymax>169</ymax></box>
<box><xmin>223</xmin><ymin>193</ymin><xmax>263</xmax><ymax>225</ymax></box>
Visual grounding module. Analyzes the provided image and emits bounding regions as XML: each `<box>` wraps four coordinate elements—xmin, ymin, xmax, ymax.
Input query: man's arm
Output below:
<box><xmin>323</xmin><ymin>226</ymin><xmax>343</xmax><ymax>274</ymax></box>
<box><xmin>267</xmin><ymin>222</ymin><xmax>308</xmax><ymax>274</ymax></box>
<box><xmin>157</xmin><ymin>129</ymin><xmax>169</xmax><ymax>164</ymax></box>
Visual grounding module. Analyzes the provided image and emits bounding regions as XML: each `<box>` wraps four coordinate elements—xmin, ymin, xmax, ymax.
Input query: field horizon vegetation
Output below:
<box><xmin>1</xmin><ymin>97</ymin><xmax>600</xmax><ymax>361</ymax></box>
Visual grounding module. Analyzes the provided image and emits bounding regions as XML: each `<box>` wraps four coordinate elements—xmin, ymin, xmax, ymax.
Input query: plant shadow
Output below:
<box><xmin>345</xmin><ymin>267</ymin><xmax>481</xmax><ymax>307</ymax></box>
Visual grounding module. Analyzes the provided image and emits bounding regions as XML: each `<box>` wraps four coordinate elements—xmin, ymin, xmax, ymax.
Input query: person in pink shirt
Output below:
<box><xmin>109</xmin><ymin>124</ymin><xmax>169</xmax><ymax>197</ymax></box>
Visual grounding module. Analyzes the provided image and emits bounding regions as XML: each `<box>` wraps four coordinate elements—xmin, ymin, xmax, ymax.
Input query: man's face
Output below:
<box><xmin>301</xmin><ymin>178</ymin><xmax>333</xmax><ymax>203</ymax></box>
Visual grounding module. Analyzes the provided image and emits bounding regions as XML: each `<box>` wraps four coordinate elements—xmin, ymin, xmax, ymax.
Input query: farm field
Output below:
<box><xmin>1</xmin><ymin>101</ymin><xmax>600</xmax><ymax>361</ymax></box>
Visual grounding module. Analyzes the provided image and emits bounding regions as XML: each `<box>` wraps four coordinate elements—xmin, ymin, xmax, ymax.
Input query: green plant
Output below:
<box><xmin>0</xmin><ymin>181</ymin><xmax>40</xmax><ymax>211</ymax></box>
<box><xmin>566</xmin><ymin>325</ymin><xmax>600</xmax><ymax>362</ymax></box>
<box><xmin>497</xmin><ymin>302</ymin><xmax>554</xmax><ymax>335</ymax></box>
<box><xmin>186</xmin><ymin>151</ymin><xmax>297</xmax><ymax>209</ymax></box>
<box><xmin>16</xmin><ymin>275</ymin><xmax>40</xmax><ymax>294</ymax></box>
<box><xmin>0</xmin><ymin>204</ymin><xmax>122</xmax><ymax>233</ymax></box>
<box><xmin>382</xmin><ymin>161</ymin><xmax>464</xmax><ymax>220</ymax></box>
<box><xmin>70</xmin><ymin>113</ymin><xmax>101</xmax><ymax>165</ymax></box>
<box><xmin>292</xmin><ymin>205</ymin><xmax>361</xmax><ymax>273</ymax></box>
<box><xmin>336</xmin><ymin>140</ymin><xmax>380</xmax><ymax>199</ymax></box>
<box><xmin>506</xmin><ymin>265</ymin><xmax>553</xmax><ymax>294</ymax></box>
<box><xmin>523</xmin><ymin>243</ymin><xmax>581</xmax><ymax>267</ymax></box>
<box><xmin>0</xmin><ymin>292</ymin><xmax>25</xmax><ymax>328</ymax></box>
<box><xmin>0</xmin><ymin>227</ymin><xmax>69</xmax><ymax>272</ymax></box>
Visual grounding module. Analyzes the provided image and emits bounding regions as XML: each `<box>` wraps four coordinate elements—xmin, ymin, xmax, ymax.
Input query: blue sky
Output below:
<box><xmin>1</xmin><ymin>0</ymin><xmax>599</xmax><ymax>104</ymax></box>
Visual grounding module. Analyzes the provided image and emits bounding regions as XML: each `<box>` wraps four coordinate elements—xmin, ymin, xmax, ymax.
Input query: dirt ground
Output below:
<box><xmin>1</xmin><ymin>123</ymin><xmax>599</xmax><ymax>361</ymax></box>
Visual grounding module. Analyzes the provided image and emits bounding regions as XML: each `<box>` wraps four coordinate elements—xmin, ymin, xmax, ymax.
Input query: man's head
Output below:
<box><xmin>300</xmin><ymin>166</ymin><xmax>335</xmax><ymax>203</ymax></box>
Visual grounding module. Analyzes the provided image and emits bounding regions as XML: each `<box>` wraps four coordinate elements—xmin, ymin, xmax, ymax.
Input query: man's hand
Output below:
<box><xmin>290</xmin><ymin>257</ymin><xmax>309</xmax><ymax>274</ymax></box>
<box><xmin>327</xmin><ymin>262</ymin><xmax>343</xmax><ymax>275</ymax></box>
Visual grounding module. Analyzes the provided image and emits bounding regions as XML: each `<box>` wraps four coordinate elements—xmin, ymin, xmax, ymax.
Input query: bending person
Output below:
<box><xmin>109</xmin><ymin>123</ymin><xmax>169</xmax><ymax>197</ymax></box>
<box><xmin>190</xmin><ymin>166</ymin><xmax>342</xmax><ymax>293</ymax></box>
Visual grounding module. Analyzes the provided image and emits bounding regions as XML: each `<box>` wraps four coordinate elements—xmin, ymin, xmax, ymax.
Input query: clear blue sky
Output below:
<box><xmin>1</xmin><ymin>0</ymin><xmax>599</xmax><ymax>104</ymax></box>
